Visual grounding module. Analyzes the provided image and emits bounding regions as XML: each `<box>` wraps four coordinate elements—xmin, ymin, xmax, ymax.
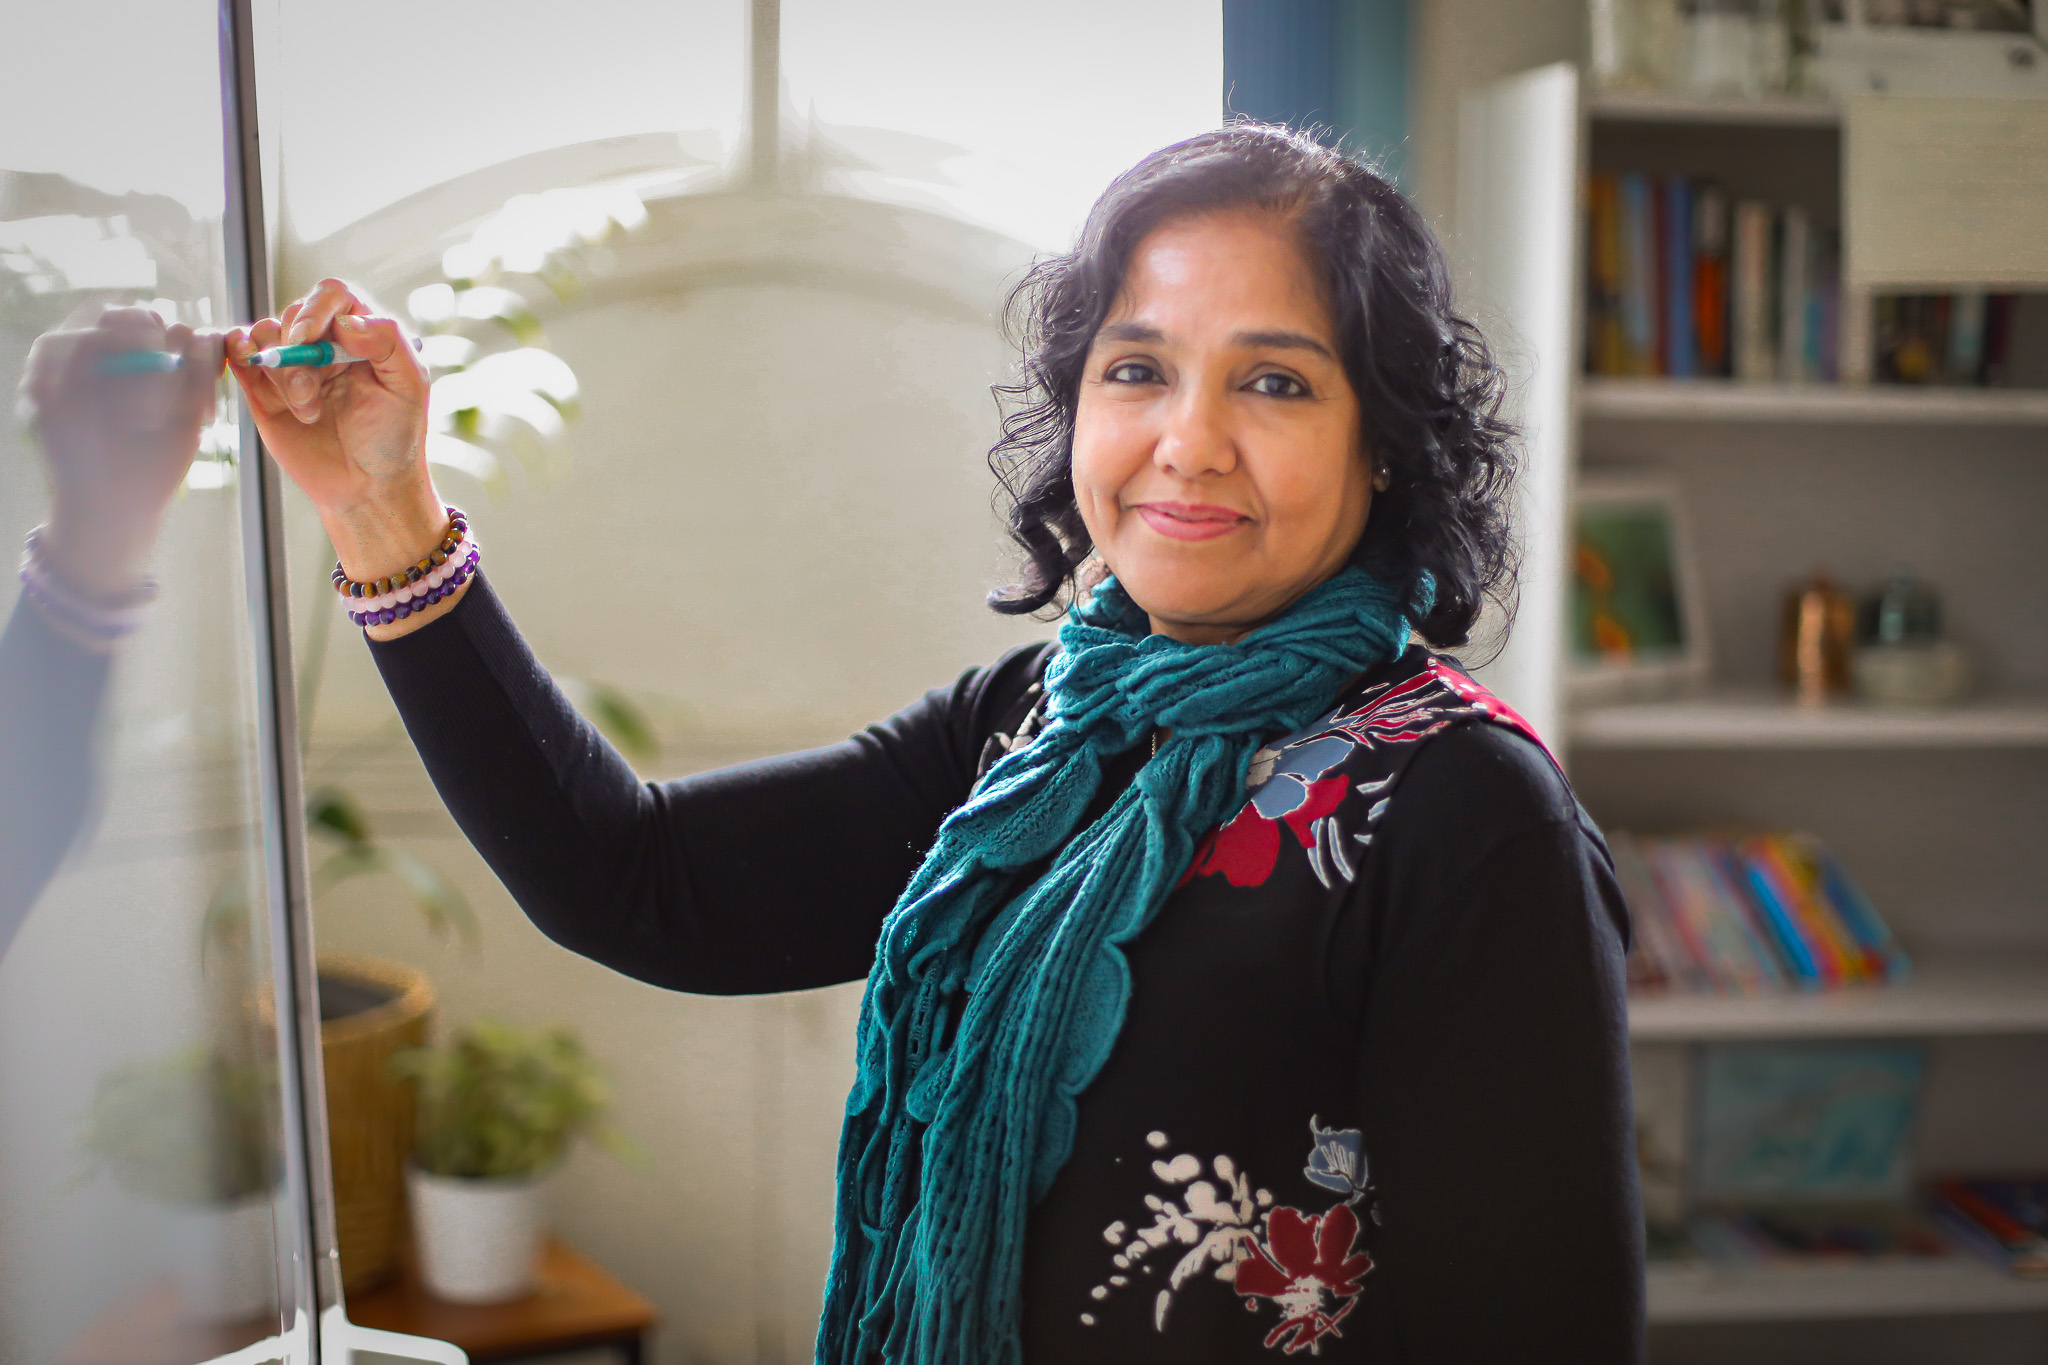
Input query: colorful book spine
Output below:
<box><xmin>1778</xmin><ymin>206</ymin><xmax>1810</xmax><ymax>382</ymax></box>
<box><xmin>1663</xmin><ymin>177</ymin><xmax>1695</xmax><ymax>377</ymax></box>
<box><xmin>1694</xmin><ymin>841</ymin><xmax>1788</xmax><ymax>992</ymax></box>
<box><xmin>1814</xmin><ymin>842</ymin><xmax>1911</xmax><ymax>982</ymax></box>
<box><xmin>1692</xmin><ymin>184</ymin><xmax>1730</xmax><ymax>377</ymax></box>
<box><xmin>1761</xmin><ymin>836</ymin><xmax>1869</xmax><ymax>984</ymax></box>
<box><xmin>1617</xmin><ymin>831</ymin><xmax>1905</xmax><ymax>1000</ymax></box>
<box><xmin>1612</xmin><ymin>833</ymin><xmax>1713</xmax><ymax>993</ymax></box>
<box><xmin>1733</xmin><ymin>200</ymin><xmax>1774</xmax><ymax>382</ymax></box>
<box><xmin>1937</xmin><ymin>1179</ymin><xmax>2048</xmax><ymax>1277</ymax></box>
<box><xmin>1646</xmin><ymin>839</ymin><xmax>1773</xmax><ymax>994</ymax></box>
<box><xmin>1588</xmin><ymin>174</ymin><xmax>1626</xmax><ymax>377</ymax></box>
<box><xmin>1621</xmin><ymin>173</ymin><xmax>1659</xmax><ymax>376</ymax></box>
<box><xmin>1735</xmin><ymin>839</ymin><xmax>1825</xmax><ymax>988</ymax></box>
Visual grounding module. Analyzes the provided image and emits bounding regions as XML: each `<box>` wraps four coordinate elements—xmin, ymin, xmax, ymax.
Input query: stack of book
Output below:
<box><xmin>1679</xmin><ymin>1206</ymin><xmax>1951</xmax><ymax>1265</ymax></box>
<box><xmin>1586</xmin><ymin>173</ymin><xmax>1839</xmax><ymax>383</ymax></box>
<box><xmin>1876</xmin><ymin>293</ymin><xmax>2026</xmax><ymax>387</ymax></box>
<box><xmin>1611</xmin><ymin>831</ymin><xmax>1910</xmax><ymax>996</ymax></box>
<box><xmin>1935</xmin><ymin>1178</ymin><xmax>2048</xmax><ymax>1277</ymax></box>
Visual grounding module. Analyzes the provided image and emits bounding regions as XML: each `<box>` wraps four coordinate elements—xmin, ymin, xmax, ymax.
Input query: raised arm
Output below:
<box><xmin>230</xmin><ymin>280</ymin><xmax>1047</xmax><ymax>994</ymax></box>
<box><xmin>369</xmin><ymin>574</ymin><xmax>1047</xmax><ymax>992</ymax></box>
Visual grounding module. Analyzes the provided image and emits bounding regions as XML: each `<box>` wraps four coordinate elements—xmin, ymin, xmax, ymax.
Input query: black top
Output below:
<box><xmin>371</xmin><ymin>574</ymin><xmax>1645</xmax><ymax>1363</ymax></box>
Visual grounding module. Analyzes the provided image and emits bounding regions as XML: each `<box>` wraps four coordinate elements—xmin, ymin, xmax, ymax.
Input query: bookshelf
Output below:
<box><xmin>1570</xmin><ymin>693</ymin><xmax>2048</xmax><ymax>750</ymax></box>
<box><xmin>1628</xmin><ymin>952</ymin><xmax>2048</xmax><ymax>1042</ymax></box>
<box><xmin>1648</xmin><ymin>1258</ymin><xmax>2048</xmax><ymax>1324</ymax></box>
<box><xmin>1460</xmin><ymin>62</ymin><xmax>2048</xmax><ymax>1355</ymax></box>
<box><xmin>1581</xmin><ymin>376</ymin><xmax>2048</xmax><ymax>426</ymax></box>
<box><xmin>1588</xmin><ymin>90</ymin><xmax>1841</xmax><ymax>129</ymax></box>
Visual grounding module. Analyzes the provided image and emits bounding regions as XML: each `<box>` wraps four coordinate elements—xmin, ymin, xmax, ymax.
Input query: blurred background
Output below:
<box><xmin>5</xmin><ymin>2</ymin><xmax>2048</xmax><ymax>1364</ymax></box>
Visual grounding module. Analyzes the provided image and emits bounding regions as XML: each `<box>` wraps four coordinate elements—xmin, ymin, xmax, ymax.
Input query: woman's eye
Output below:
<box><xmin>1248</xmin><ymin>371</ymin><xmax>1307</xmax><ymax>398</ymax></box>
<box><xmin>1104</xmin><ymin>360</ymin><xmax>1159</xmax><ymax>385</ymax></box>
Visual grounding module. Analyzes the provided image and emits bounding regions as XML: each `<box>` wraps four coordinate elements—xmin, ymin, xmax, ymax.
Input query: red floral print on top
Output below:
<box><xmin>1181</xmin><ymin>659</ymin><xmax>1547</xmax><ymax>891</ymax></box>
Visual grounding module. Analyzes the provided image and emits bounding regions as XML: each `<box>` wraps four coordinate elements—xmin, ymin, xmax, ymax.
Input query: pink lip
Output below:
<box><xmin>1133</xmin><ymin>502</ymin><xmax>1249</xmax><ymax>542</ymax></box>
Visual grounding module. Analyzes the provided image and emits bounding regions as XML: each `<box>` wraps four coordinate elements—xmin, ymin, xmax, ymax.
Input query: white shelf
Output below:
<box><xmin>1648</xmin><ymin>1257</ymin><xmax>2048</xmax><ymax>1323</ymax></box>
<box><xmin>1629</xmin><ymin>953</ymin><xmax>2048</xmax><ymax>1041</ymax></box>
<box><xmin>1568</xmin><ymin>693</ymin><xmax>2048</xmax><ymax>750</ymax></box>
<box><xmin>1589</xmin><ymin>90</ymin><xmax>1841</xmax><ymax>128</ymax></box>
<box><xmin>1580</xmin><ymin>377</ymin><xmax>2048</xmax><ymax>426</ymax></box>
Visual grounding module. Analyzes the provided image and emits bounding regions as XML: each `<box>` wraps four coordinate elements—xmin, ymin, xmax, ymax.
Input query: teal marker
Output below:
<box><xmin>250</xmin><ymin>335</ymin><xmax>424</xmax><ymax>368</ymax></box>
<box><xmin>95</xmin><ymin>349</ymin><xmax>188</xmax><ymax>375</ymax></box>
<box><xmin>97</xmin><ymin>333</ymin><xmax>418</xmax><ymax>375</ymax></box>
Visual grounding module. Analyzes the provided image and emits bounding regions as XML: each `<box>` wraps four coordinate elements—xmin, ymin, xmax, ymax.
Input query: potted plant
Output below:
<box><xmin>81</xmin><ymin>1046</ymin><xmax>279</xmax><ymax>1323</ymax></box>
<box><xmin>391</xmin><ymin>1018</ymin><xmax>630</xmax><ymax>1303</ymax></box>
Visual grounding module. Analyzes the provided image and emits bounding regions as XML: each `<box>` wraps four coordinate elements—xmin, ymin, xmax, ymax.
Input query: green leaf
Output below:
<box><xmin>392</xmin><ymin>1017</ymin><xmax>627</xmax><ymax>1180</ymax></box>
<box><xmin>384</xmin><ymin>847</ymin><xmax>481</xmax><ymax>950</ymax></box>
<box><xmin>306</xmin><ymin>786</ymin><xmax>373</xmax><ymax>846</ymax></box>
<box><xmin>311</xmin><ymin>842</ymin><xmax>479</xmax><ymax>949</ymax></box>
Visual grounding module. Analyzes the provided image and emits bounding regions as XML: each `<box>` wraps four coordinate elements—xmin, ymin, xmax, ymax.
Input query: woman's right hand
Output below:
<box><xmin>229</xmin><ymin>278</ymin><xmax>470</xmax><ymax>639</ymax></box>
<box><xmin>227</xmin><ymin>279</ymin><xmax>447</xmax><ymax>575</ymax></box>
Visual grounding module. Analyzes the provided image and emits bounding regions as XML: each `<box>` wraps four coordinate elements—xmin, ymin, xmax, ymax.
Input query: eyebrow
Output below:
<box><xmin>1093</xmin><ymin>321</ymin><xmax>1335</xmax><ymax>361</ymax></box>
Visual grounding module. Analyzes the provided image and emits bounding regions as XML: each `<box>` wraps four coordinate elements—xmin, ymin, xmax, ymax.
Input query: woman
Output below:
<box><xmin>230</xmin><ymin>126</ymin><xmax>1643</xmax><ymax>1362</ymax></box>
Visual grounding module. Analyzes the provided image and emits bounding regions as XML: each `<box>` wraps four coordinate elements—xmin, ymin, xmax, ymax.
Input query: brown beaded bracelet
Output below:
<box><xmin>330</xmin><ymin>507</ymin><xmax>469</xmax><ymax>600</ymax></box>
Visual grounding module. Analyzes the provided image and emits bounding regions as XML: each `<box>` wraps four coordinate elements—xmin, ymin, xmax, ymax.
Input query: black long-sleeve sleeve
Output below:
<box><xmin>0</xmin><ymin>601</ymin><xmax>114</xmax><ymax>962</ymax></box>
<box><xmin>368</xmin><ymin>573</ymin><xmax>1049</xmax><ymax>993</ymax></box>
<box><xmin>1350</xmin><ymin>725</ymin><xmax>1644</xmax><ymax>1360</ymax></box>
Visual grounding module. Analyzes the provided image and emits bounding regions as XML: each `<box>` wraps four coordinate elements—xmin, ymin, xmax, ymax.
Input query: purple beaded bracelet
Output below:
<box><xmin>348</xmin><ymin>543</ymin><xmax>478</xmax><ymax>627</ymax></box>
<box><xmin>332</xmin><ymin>507</ymin><xmax>469</xmax><ymax>601</ymax></box>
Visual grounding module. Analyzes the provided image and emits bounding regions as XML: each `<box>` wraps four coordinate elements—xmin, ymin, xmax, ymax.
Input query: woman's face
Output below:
<box><xmin>1071</xmin><ymin>209</ymin><xmax>1374</xmax><ymax>646</ymax></box>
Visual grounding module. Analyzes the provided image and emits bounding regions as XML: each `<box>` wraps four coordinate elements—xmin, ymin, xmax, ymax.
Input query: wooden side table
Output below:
<box><xmin>347</xmin><ymin>1237</ymin><xmax>657</xmax><ymax>1365</ymax></box>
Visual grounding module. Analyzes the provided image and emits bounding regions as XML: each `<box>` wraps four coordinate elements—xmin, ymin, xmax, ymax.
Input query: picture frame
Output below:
<box><xmin>1568</xmin><ymin>475</ymin><xmax>1712</xmax><ymax>702</ymax></box>
<box><xmin>1692</xmin><ymin>1041</ymin><xmax>1926</xmax><ymax>1207</ymax></box>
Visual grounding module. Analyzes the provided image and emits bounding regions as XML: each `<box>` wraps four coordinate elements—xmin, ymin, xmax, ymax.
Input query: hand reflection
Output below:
<box><xmin>21</xmin><ymin>305</ymin><xmax>223</xmax><ymax>598</ymax></box>
<box><xmin>2</xmin><ymin>306</ymin><xmax>223</xmax><ymax>964</ymax></box>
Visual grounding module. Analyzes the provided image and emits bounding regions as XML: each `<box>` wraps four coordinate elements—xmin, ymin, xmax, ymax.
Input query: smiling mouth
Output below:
<box><xmin>1132</xmin><ymin>502</ymin><xmax>1249</xmax><ymax>542</ymax></box>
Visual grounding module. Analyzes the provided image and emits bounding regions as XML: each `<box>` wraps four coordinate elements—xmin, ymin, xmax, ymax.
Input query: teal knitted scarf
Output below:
<box><xmin>817</xmin><ymin>565</ymin><xmax>1415</xmax><ymax>1364</ymax></box>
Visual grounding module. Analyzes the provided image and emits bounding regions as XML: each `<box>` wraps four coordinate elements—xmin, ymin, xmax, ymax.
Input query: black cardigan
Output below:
<box><xmin>371</xmin><ymin>574</ymin><xmax>1645</xmax><ymax>1363</ymax></box>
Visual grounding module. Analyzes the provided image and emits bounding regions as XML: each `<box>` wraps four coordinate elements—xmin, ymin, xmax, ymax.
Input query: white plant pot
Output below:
<box><xmin>164</xmin><ymin>1191</ymin><xmax>275</xmax><ymax>1324</ymax></box>
<box><xmin>406</xmin><ymin>1166</ymin><xmax>545</xmax><ymax>1304</ymax></box>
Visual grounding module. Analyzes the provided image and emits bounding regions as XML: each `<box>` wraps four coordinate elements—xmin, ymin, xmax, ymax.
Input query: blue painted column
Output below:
<box><xmin>1222</xmin><ymin>0</ymin><xmax>1410</xmax><ymax>183</ymax></box>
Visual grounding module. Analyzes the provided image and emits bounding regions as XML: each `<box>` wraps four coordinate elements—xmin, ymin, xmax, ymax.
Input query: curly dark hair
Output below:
<box><xmin>986</xmin><ymin>122</ymin><xmax>1518</xmax><ymax>648</ymax></box>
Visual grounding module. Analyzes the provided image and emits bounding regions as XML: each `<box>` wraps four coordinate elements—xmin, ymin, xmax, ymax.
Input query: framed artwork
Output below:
<box><xmin>1692</xmin><ymin>1041</ymin><xmax>1926</xmax><ymax>1206</ymax></box>
<box><xmin>1569</xmin><ymin>476</ymin><xmax>1711</xmax><ymax>701</ymax></box>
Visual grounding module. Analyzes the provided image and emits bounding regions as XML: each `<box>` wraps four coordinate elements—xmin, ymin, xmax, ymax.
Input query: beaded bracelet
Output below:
<box><xmin>347</xmin><ymin>533</ymin><xmax>477</xmax><ymax>615</ymax></box>
<box><xmin>331</xmin><ymin>507</ymin><xmax>468</xmax><ymax>601</ymax></box>
<box><xmin>346</xmin><ymin>543</ymin><xmax>478</xmax><ymax>627</ymax></box>
<box><xmin>18</xmin><ymin>525</ymin><xmax>158</xmax><ymax>649</ymax></box>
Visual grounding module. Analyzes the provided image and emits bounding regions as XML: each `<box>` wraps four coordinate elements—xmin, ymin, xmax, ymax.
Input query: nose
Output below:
<box><xmin>1152</xmin><ymin>381</ymin><xmax>1237</xmax><ymax>480</ymax></box>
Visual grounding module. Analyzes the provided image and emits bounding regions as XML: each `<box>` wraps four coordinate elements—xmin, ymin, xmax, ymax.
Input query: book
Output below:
<box><xmin>1587</xmin><ymin>174</ymin><xmax>1626</xmax><ymax>377</ymax></box>
<box><xmin>1621</xmin><ymin>173</ymin><xmax>1659</xmax><ymax>375</ymax></box>
<box><xmin>1732</xmin><ymin>839</ymin><xmax>1825</xmax><ymax>988</ymax></box>
<box><xmin>1936</xmin><ymin>1178</ymin><xmax>2048</xmax><ymax>1277</ymax></box>
<box><xmin>1732</xmin><ymin>200</ymin><xmax>1774</xmax><ymax>382</ymax></box>
<box><xmin>1691</xmin><ymin>184</ymin><xmax>1730</xmax><ymax>377</ymax></box>
<box><xmin>1814</xmin><ymin>844</ymin><xmax>1911</xmax><ymax>983</ymax></box>
<box><xmin>1750</xmin><ymin>837</ymin><xmax>1859</xmax><ymax>985</ymax></box>
<box><xmin>1616</xmin><ymin>831</ymin><xmax>1906</xmax><ymax>1000</ymax></box>
<box><xmin>1777</xmin><ymin>206</ymin><xmax>1809</xmax><ymax>382</ymax></box>
<box><xmin>1692</xmin><ymin>841</ymin><xmax>1788</xmax><ymax>993</ymax></box>
<box><xmin>1646</xmin><ymin>839</ymin><xmax>1775</xmax><ymax>994</ymax></box>
<box><xmin>1612</xmin><ymin>833</ymin><xmax>1712</xmax><ymax>993</ymax></box>
<box><xmin>1663</xmin><ymin>177</ymin><xmax>1694</xmax><ymax>377</ymax></box>
<box><xmin>1692</xmin><ymin>1206</ymin><xmax>1948</xmax><ymax>1262</ymax></box>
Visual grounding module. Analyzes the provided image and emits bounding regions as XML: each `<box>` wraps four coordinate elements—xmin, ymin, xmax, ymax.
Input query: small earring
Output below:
<box><xmin>1372</xmin><ymin>468</ymin><xmax>1390</xmax><ymax>492</ymax></box>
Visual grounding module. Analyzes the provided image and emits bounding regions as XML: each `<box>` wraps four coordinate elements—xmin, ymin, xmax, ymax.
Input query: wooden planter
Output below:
<box><xmin>318</xmin><ymin>954</ymin><xmax>434</xmax><ymax>1294</ymax></box>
